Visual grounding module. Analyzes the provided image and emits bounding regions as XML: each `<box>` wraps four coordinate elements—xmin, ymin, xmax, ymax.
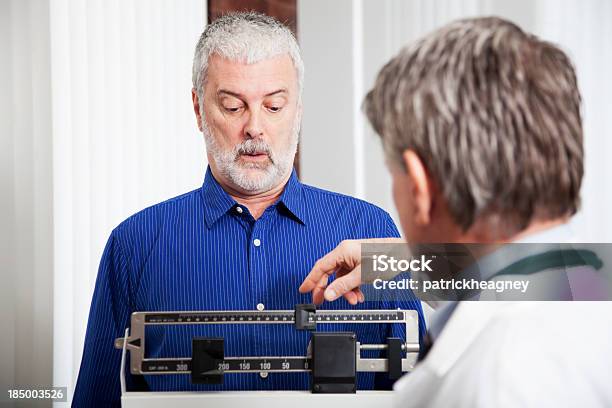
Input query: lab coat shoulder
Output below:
<box><xmin>393</xmin><ymin>302</ymin><xmax>612</xmax><ymax>408</ymax></box>
<box><xmin>393</xmin><ymin>303</ymin><xmax>507</xmax><ymax>408</ymax></box>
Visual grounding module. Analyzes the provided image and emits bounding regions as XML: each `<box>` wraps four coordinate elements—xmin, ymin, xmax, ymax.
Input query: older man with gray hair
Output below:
<box><xmin>73</xmin><ymin>12</ymin><xmax>424</xmax><ymax>407</ymax></box>
<box><xmin>300</xmin><ymin>17</ymin><xmax>612</xmax><ymax>407</ymax></box>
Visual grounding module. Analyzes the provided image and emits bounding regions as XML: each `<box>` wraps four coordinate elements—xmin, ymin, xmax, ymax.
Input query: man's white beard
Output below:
<box><xmin>202</xmin><ymin>119</ymin><xmax>299</xmax><ymax>193</ymax></box>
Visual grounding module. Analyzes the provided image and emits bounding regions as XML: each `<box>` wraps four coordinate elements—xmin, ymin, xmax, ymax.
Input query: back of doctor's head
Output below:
<box><xmin>364</xmin><ymin>17</ymin><xmax>583</xmax><ymax>235</ymax></box>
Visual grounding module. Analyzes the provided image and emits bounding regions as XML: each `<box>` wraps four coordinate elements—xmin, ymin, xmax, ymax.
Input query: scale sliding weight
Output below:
<box><xmin>115</xmin><ymin>304</ymin><xmax>420</xmax><ymax>393</ymax></box>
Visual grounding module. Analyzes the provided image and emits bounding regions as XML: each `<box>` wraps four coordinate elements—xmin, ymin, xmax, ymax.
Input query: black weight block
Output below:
<box><xmin>311</xmin><ymin>332</ymin><xmax>356</xmax><ymax>393</ymax></box>
<box><xmin>191</xmin><ymin>337</ymin><xmax>224</xmax><ymax>384</ymax></box>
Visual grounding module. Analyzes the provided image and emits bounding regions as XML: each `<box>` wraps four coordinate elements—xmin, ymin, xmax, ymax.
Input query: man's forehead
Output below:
<box><xmin>207</xmin><ymin>53</ymin><xmax>297</xmax><ymax>96</ymax></box>
<box><xmin>218</xmin><ymin>88</ymin><xmax>288</xmax><ymax>98</ymax></box>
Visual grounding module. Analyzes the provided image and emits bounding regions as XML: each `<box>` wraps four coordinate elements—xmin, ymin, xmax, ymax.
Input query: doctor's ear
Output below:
<box><xmin>402</xmin><ymin>150</ymin><xmax>434</xmax><ymax>226</ymax></box>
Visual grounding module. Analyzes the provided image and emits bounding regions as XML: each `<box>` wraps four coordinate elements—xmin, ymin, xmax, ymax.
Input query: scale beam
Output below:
<box><xmin>115</xmin><ymin>305</ymin><xmax>420</xmax><ymax>393</ymax></box>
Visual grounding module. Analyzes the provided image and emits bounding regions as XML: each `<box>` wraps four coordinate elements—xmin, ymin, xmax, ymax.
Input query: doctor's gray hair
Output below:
<box><xmin>192</xmin><ymin>12</ymin><xmax>303</xmax><ymax>102</ymax></box>
<box><xmin>364</xmin><ymin>17</ymin><xmax>583</xmax><ymax>233</ymax></box>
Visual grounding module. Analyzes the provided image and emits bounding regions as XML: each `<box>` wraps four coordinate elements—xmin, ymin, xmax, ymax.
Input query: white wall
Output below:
<box><xmin>1</xmin><ymin>1</ymin><xmax>54</xmax><ymax>406</ymax></box>
<box><xmin>298</xmin><ymin>0</ymin><xmax>364</xmax><ymax>198</ymax></box>
<box><xmin>299</xmin><ymin>0</ymin><xmax>612</xmax><ymax>242</ymax></box>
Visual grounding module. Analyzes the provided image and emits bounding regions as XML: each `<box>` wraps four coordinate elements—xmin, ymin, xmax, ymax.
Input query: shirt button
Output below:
<box><xmin>236</xmin><ymin>206</ymin><xmax>243</xmax><ymax>214</ymax></box>
<box><xmin>260</xmin><ymin>372</ymin><xmax>268</xmax><ymax>379</ymax></box>
<box><xmin>253</xmin><ymin>238</ymin><xmax>261</xmax><ymax>247</ymax></box>
<box><xmin>257</xmin><ymin>303</ymin><xmax>265</xmax><ymax>311</ymax></box>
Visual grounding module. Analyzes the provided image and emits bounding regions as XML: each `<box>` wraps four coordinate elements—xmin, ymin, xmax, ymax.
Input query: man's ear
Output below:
<box><xmin>402</xmin><ymin>150</ymin><xmax>433</xmax><ymax>226</ymax></box>
<box><xmin>191</xmin><ymin>89</ymin><xmax>203</xmax><ymax>132</ymax></box>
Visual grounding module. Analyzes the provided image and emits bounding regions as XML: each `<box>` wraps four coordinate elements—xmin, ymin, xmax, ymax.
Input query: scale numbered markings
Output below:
<box><xmin>142</xmin><ymin>357</ymin><xmax>309</xmax><ymax>373</ymax></box>
<box><xmin>143</xmin><ymin>311</ymin><xmax>405</xmax><ymax>324</ymax></box>
<box><xmin>141</xmin><ymin>359</ymin><xmax>192</xmax><ymax>373</ymax></box>
<box><xmin>145</xmin><ymin>312</ymin><xmax>294</xmax><ymax>324</ymax></box>
<box><xmin>313</xmin><ymin>312</ymin><xmax>404</xmax><ymax>322</ymax></box>
<box><xmin>215</xmin><ymin>357</ymin><xmax>309</xmax><ymax>372</ymax></box>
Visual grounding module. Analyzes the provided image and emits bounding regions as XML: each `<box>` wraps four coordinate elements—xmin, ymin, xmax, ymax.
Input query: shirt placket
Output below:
<box><xmin>248</xmin><ymin>210</ymin><xmax>271</xmax><ymax>376</ymax></box>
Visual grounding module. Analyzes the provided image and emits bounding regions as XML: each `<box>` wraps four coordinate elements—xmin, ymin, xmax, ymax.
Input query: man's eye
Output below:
<box><xmin>267</xmin><ymin>106</ymin><xmax>282</xmax><ymax>113</ymax></box>
<box><xmin>224</xmin><ymin>106</ymin><xmax>243</xmax><ymax>113</ymax></box>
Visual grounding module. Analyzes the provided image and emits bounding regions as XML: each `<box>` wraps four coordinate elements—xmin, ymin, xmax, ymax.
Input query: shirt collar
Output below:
<box><xmin>201</xmin><ymin>167</ymin><xmax>237</xmax><ymax>228</ymax></box>
<box><xmin>200</xmin><ymin>166</ymin><xmax>307</xmax><ymax>228</ymax></box>
<box><xmin>277</xmin><ymin>169</ymin><xmax>308</xmax><ymax>225</ymax></box>
<box><xmin>427</xmin><ymin>301</ymin><xmax>459</xmax><ymax>342</ymax></box>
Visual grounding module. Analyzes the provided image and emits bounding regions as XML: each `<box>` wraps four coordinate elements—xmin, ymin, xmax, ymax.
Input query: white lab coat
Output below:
<box><xmin>394</xmin><ymin>225</ymin><xmax>612</xmax><ymax>407</ymax></box>
<box><xmin>393</xmin><ymin>301</ymin><xmax>612</xmax><ymax>407</ymax></box>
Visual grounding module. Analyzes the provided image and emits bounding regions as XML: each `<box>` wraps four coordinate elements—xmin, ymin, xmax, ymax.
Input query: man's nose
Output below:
<box><xmin>244</xmin><ymin>109</ymin><xmax>264</xmax><ymax>139</ymax></box>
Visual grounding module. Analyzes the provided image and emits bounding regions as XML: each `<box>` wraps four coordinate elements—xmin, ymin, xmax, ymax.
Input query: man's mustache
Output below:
<box><xmin>235</xmin><ymin>140</ymin><xmax>274</xmax><ymax>162</ymax></box>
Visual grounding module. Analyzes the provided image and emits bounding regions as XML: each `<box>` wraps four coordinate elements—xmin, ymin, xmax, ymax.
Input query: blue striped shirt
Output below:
<box><xmin>73</xmin><ymin>167</ymin><xmax>425</xmax><ymax>407</ymax></box>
